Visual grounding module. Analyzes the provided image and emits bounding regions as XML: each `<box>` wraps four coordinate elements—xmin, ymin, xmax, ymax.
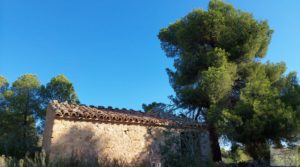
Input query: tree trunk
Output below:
<box><xmin>194</xmin><ymin>107</ymin><xmax>222</xmax><ymax>161</ymax></box>
<box><xmin>208</xmin><ymin>122</ymin><xmax>222</xmax><ymax>162</ymax></box>
<box><xmin>23</xmin><ymin>91</ymin><xmax>30</xmax><ymax>152</ymax></box>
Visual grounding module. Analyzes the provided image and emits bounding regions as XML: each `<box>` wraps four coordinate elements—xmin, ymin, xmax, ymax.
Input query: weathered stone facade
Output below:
<box><xmin>43</xmin><ymin>101</ymin><xmax>211</xmax><ymax>166</ymax></box>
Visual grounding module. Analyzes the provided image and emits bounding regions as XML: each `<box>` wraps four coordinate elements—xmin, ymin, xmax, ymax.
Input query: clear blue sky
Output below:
<box><xmin>1</xmin><ymin>0</ymin><xmax>299</xmax><ymax>110</ymax></box>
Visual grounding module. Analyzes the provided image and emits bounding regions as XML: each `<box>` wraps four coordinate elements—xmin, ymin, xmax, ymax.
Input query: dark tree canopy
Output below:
<box><xmin>220</xmin><ymin>62</ymin><xmax>300</xmax><ymax>160</ymax></box>
<box><xmin>142</xmin><ymin>102</ymin><xmax>167</xmax><ymax>113</ymax></box>
<box><xmin>41</xmin><ymin>74</ymin><xmax>79</xmax><ymax>104</ymax></box>
<box><xmin>158</xmin><ymin>0</ymin><xmax>272</xmax><ymax>110</ymax></box>
<box><xmin>1</xmin><ymin>74</ymin><xmax>41</xmax><ymax>158</ymax></box>
<box><xmin>158</xmin><ymin>0</ymin><xmax>299</xmax><ymax>162</ymax></box>
<box><xmin>0</xmin><ymin>76</ymin><xmax>9</xmax><ymax>111</ymax></box>
<box><xmin>0</xmin><ymin>74</ymin><xmax>79</xmax><ymax>158</ymax></box>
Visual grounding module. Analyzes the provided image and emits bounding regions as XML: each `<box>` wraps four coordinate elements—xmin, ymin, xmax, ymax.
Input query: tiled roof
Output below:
<box><xmin>48</xmin><ymin>100</ymin><xmax>202</xmax><ymax>128</ymax></box>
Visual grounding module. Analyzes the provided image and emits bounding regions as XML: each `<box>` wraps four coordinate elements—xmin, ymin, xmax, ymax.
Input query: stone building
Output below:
<box><xmin>43</xmin><ymin>101</ymin><xmax>211</xmax><ymax>166</ymax></box>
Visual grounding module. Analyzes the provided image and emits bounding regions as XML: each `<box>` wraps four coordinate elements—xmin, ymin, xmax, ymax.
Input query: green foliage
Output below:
<box><xmin>9</xmin><ymin>75</ymin><xmax>42</xmax><ymax>118</ymax></box>
<box><xmin>1</xmin><ymin>74</ymin><xmax>42</xmax><ymax>158</ymax></box>
<box><xmin>158</xmin><ymin>0</ymin><xmax>299</xmax><ymax>162</ymax></box>
<box><xmin>142</xmin><ymin>102</ymin><xmax>166</xmax><ymax>113</ymax></box>
<box><xmin>41</xmin><ymin>75</ymin><xmax>79</xmax><ymax>104</ymax></box>
<box><xmin>159</xmin><ymin>0</ymin><xmax>272</xmax><ymax>62</ymax></box>
<box><xmin>200</xmin><ymin>65</ymin><xmax>235</xmax><ymax>104</ymax></box>
<box><xmin>220</xmin><ymin>62</ymin><xmax>300</xmax><ymax>161</ymax></box>
<box><xmin>0</xmin><ymin>76</ymin><xmax>9</xmax><ymax>92</ymax></box>
<box><xmin>0</xmin><ymin>74</ymin><xmax>79</xmax><ymax>159</ymax></box>
<box><xmin>221</xmin><ymin>147</ymin><xmax>252</xmax><ymax>164</ymax></box>
<box><xmin>0</xmin><ymin>76</ymin><xmax>9</xmax><ymax>112</ymax></box>
<box><xmin>158</xmin><ymin>0</ymin><xmax>272</xmax><ymax>113</ymax></box>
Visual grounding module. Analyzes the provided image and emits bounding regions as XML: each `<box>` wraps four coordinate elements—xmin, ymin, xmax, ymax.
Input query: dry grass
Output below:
<box><xmin>0</xmin><ymin>152</ymin><xmax>137</xmax><ymax>167</ymax></box>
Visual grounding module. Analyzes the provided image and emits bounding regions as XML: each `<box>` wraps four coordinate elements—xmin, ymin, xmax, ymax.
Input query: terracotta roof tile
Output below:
<box><xmin>48</xmin><ymin>100</ymin><xmax>202</xmax><ymax>129</ymax></box>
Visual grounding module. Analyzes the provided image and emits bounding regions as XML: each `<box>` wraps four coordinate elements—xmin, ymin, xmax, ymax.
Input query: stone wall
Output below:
<box><xmin>43</xmin><ymin>108</ymin><xmax>211</xmax><ymax>166</ymax></box>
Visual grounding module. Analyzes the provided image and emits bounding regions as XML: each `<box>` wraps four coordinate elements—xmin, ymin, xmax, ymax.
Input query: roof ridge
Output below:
<box><xmin>49</xmin><ymin>100</ymin><xmax>203</xmax><ymax>129</ymax></box>
<box><xmin>51</xmin><ymin>100</ymin><xmax>142</xmax><ymax>113</ymax></box>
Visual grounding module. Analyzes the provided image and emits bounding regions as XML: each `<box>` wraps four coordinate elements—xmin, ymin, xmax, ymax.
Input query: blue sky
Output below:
<box><xmin>1</xmin><ymin>0</ymin><xmax>299</xmax><ymax>110</ymax></box>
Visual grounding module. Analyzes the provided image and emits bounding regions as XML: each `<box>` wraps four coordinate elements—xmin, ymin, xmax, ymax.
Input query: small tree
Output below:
<box><xmin>1</xmin><ymin>74</ymin><xmax>41</xmax><ymax>158</ymax></box>
<box><xmin>41</xmin><ymin>74</ymin><xmax>79</xmax><ymax>104</ymax></box>
<box><xmin>0</xmin><ymin>74</ymin><xmax>80</xmax><ymax>158</ymax></box>
<box><xmin>39</xmin><ymin>75</ymin><xmax>79</xmax><ymax>130</ymax></box>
